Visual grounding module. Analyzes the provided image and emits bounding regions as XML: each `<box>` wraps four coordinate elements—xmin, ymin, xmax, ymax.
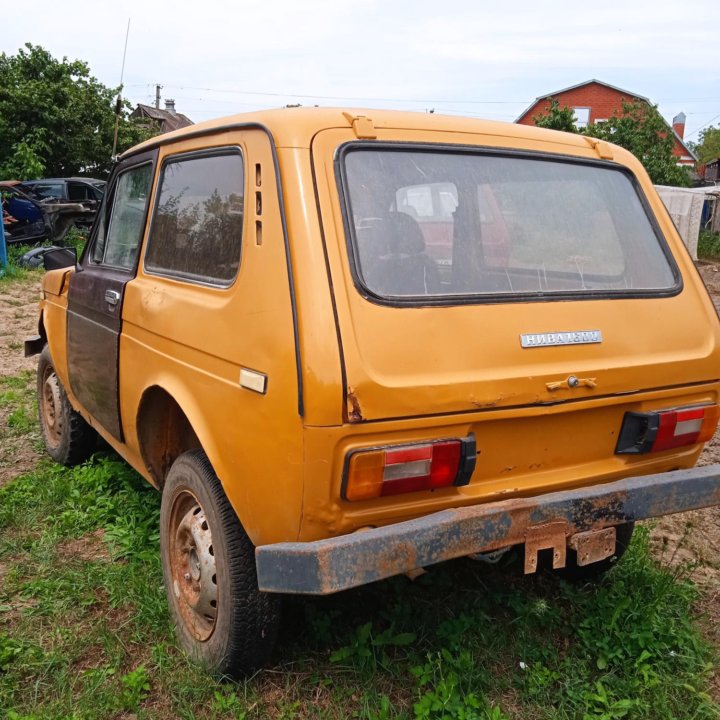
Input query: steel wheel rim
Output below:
<box><xmin>41</xmin><ymin>368</ymin><xmax>63</xmax><ymax>448</ymax></box>
<box><xmin>168</xmin><ymin>490</ymin><xmax>218</xmax><ymax>641</ymax></box>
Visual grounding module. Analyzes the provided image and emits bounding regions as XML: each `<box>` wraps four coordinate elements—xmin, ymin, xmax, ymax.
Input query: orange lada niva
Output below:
<box><xmin>27</xmin><ymin>108</ymin><xmax>720</xmax><ymax>676</ymax></box>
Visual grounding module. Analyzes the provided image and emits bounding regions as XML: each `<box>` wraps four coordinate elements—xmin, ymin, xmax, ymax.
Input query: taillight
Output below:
<box><xmin>343</xmin><ymin>435</ymin><xmax>476</xmax><ymax>501</ymax></box>
<box><xmin>615</xmin><ymin>404</ymin><xmax>719</xmax><ymax>455</ymax></box>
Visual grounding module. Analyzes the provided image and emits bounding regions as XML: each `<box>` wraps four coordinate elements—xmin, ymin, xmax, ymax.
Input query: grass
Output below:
<box><xmin>0</xmin><ymin>321</ymin><xmax>718</xmax><ymax>718</ymax></box>
<box><xmin>0</xmin><ymin>458</ymin><xmax>717</xmax><ymax>717</ymax></box>
<box><xmin>698</xmin><ymin>230</ymin><xmax>720</xmax><ymax>259</ymax></box>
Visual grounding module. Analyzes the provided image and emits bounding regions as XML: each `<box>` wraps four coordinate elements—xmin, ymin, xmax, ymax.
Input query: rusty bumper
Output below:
<box><xmin>255</xmin><ymin>465</ymin><xmax>720</xmax><ymax>594</ymax></box>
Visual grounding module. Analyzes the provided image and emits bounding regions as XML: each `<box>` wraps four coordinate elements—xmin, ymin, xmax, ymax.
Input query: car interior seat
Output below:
<box><xmin>355</xmin><ymin>212</ymin><xmax>441</xmax><ymax>296</ymax></box>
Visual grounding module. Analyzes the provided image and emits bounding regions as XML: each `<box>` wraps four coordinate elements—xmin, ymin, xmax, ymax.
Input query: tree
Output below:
<box><xmin>694</xmin><ymin>125</ymin><xmax>720</xmax><ymax>165</ymax></box>
<box><xmin>0</xmin><ymin>43</ymin><xmax>153</xmax><ymax>180</ymax></box>
<box><xmin>532</xmin><ymin>99</ymin><xmax>579</xmax><ymax>133</ymax></box>
<box><xmin>584</xmin><ymin>100</ymin><xmax>690</xmax><ymax>186</ymax></box>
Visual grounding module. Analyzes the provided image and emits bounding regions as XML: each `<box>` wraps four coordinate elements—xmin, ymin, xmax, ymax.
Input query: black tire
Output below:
<box><xmin>557</xmin><ymin>522</ymin><xmax>635</xmax><ymax>581</ymax></box>
<box><xmin>160</xmin><ymin>450</ymin><xmax>281</xmax><ymax>677</ymax></box>
<box><xmin>37</xmin><ymin>345</ymin><xmax>96</xmax><ymax>465</ymax></box>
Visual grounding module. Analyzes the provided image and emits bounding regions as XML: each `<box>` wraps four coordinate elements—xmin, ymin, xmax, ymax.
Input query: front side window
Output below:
<box><xmin>145</xmin><ymin>151</ymin><xmax>244</xmax><ymax>286</ymax></box>
<box><xmin>94</xmin><ymin>163</ymin><xmax>153</xmax><ymax>268</ymax></box>
<box><xmin>68</xmin><ymin>183</ymin><xmax>95</xmax><ymax>201</ymax></box>
<box><xmin>341</xmin><ymin>147</ymin><xmax>677</xmax><ymax>302</ymax></box>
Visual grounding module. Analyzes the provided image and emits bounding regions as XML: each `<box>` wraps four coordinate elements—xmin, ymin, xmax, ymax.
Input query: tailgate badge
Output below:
<box><xmin>520</xmin><ymin>330</ymin><xmax>602</xmax><ymax>348</ymax></box>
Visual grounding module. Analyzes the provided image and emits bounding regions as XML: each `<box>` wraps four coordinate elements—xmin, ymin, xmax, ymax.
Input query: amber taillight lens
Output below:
<box><xmin>343</xmin><ymin>435</ymin><xmax>476</xmax><ymax>501</ymax></box>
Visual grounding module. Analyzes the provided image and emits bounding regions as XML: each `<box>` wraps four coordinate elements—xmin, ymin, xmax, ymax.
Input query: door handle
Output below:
<box><xmin>104</xmin><ymin>289</ymin><xmax>120</xmax><ymax>306</ymax></box>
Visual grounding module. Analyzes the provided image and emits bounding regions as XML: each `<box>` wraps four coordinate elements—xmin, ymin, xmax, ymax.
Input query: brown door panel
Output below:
<box><xmin>66</xmin><ymin>149</ymin><xmax>157</xmax><ymax>441</ymax></box>
<box><xmin>67</xmin><ymin>268</ymin><xmax>131</xmax><ymax>439</ymax></box>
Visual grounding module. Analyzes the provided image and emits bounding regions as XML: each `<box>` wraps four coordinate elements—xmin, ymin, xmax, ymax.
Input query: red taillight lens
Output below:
<box><xmin>344</xmin><ymin>436</ymin><xmax>475</xmax><ymax>501</ymax></box>
<box><xmin>429</xmin><ymin>441</ymin><xmax>462</xmax><ymax>488</ymax></box>
<box><xmin>616</xmin><ymin>404</ymin><xmax>719</xmax><ymax>455</ymax></box>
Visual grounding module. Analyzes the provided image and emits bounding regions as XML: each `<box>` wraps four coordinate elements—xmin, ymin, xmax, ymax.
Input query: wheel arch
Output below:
<box><xmin>136</xmin><ymin>384</ymin><xmax>218</xmax><ymax>491</ymax></box>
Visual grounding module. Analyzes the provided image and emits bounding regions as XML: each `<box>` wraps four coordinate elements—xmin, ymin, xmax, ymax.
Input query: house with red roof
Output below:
<box><xmin>515</xmin><ymin>79</ymin><xmax>696</xmax><ymax>168</ymax></box>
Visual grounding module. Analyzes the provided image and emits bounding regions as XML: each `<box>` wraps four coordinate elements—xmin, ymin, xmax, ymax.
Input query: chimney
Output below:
<box><xmin>165</xmin><ymin>99</ymin><xmax>176</xmax><ymax>115</ymax></box>
<box><xmin>672</xmin><ymin>111</ymin><xmax>686</xmax><ymax>139</ymax></box>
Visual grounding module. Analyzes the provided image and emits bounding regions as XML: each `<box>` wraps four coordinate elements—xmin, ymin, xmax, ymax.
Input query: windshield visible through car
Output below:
<box><xmin>341</xmin><ymin>148</ymin><xmax>677</xmax><ymax>301</ymax></box>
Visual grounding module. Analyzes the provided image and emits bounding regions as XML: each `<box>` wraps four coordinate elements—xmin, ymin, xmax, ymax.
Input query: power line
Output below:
<box><xmin>126</xmin><ymin>83</ymin><xmax>531</xmax><ymax>105</ymax></box>
<box><xmin>127</xmin><ymin>81</ymin><xmax>718</xmax><ymax>133</ymax></box>
<box><xmin>124</xmin><ymin>82</ymin><xmax>720</xmax><ymax>107</ymax></box>
<box><xmin>686</xmin><ymin>112</ymin><xmax>720</xmax><ymax>139</ymax></box>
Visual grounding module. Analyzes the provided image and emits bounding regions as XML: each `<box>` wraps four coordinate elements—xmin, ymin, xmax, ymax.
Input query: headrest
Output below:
<box><xmin>386</xmin><ymin>211</ymin><xmax>426</xmax><ymax>254</ymax></box>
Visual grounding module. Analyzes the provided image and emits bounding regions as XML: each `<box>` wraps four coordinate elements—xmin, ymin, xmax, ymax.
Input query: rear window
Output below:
<box><xmin>340</xmin><ymin>147</ymin><xmax>678</xmax><ymax>302</ymax></box>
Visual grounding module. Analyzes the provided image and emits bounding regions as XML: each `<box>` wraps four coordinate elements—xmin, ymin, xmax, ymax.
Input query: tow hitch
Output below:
<box><xmin>523</xmin><ymin>524</ymin><xmax>617</xmax><ymax>573</ymax></box>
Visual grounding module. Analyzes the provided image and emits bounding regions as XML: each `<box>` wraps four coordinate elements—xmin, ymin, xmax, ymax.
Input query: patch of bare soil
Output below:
<box><xmin>0</xmin><ymin>275</ymin><xmax>41</xmax><ymax>377</ymax></box>
<box><xmin>56</xmin><ymin>529</ymin><xmax>111</xmax><ymax>563</ymax></box>
<box><xmin>647</xmin><ymin>260</ymin><xmax>720</xmax><ymax>699</ymax></box>
<box><xmin>649</xmin><ymin>429</ymin><xmax>720</xmax><ymax>587</ymax></box>
<box><xmin>648</xmin><ymin>262</ymin><xmax>720</xmax><ymax>587</ymax></box>
<box><xmin>0</xmin><ymin>276</ymin><xmax>43</xmax><ymax>487</ymax></box>
<box><xmin>0</xmin><ymin>436</ymin><xmax>39</xmax><ymax>488</ymax></box>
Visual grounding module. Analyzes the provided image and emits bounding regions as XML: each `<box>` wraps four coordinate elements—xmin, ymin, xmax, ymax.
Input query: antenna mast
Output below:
<box><xmin>111</xmin><ymin>18</ymin><xmax>131</xmax><ymax>160</ymax></box>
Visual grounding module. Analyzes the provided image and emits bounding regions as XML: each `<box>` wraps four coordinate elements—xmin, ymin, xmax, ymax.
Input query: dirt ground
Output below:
<box><xmin>651</xmin><ymin>262</ymin><xmax>720</xmax><ymax>591</ymax></box>
<box><xmin>0</xmin><ymin>274</ymin><xmax>43</xmax><ymax>485</ymax></box>
<box><xmin>0</xmin><ymin>275</ymin><xmax>40</xmax><ymax>377</ymax></box>
<box><xmin>1</xmin><ymin>268</ymin><xmax>719</xmax><ymax>592</ymax></box>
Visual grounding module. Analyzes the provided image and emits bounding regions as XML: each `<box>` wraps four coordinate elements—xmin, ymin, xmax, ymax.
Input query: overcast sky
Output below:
<box><xmin>3</xmin><ymin>0</ymin><xmax>719</xmax><ymax>142</ymax></box>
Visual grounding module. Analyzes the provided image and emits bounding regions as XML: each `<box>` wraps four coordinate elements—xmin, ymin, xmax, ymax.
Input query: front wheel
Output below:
<box><xmin>37</xmin><ymin>345</ymin><xmax>96</xmax><ymax>465</ymax></box>
<box><xmin>160</xmin><ymin>450</ymin><xmax>281</xmax><ymax>677</ymax></box>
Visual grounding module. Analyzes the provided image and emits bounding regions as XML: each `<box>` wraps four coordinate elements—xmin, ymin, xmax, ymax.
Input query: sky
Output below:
<box><xmin>3</xmin><ymin>0</ymin><xmax>719</xmax><ymax>143</ymax></box>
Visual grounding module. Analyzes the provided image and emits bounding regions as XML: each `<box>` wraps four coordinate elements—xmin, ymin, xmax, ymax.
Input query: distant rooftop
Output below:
<box><xmin>130</xmin><ymin>100</ymin><xmax>194</xmax><ymax>134</ymax></box>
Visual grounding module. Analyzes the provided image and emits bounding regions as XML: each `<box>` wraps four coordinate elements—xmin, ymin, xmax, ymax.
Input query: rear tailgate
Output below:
<box><xmin>311</xmin><ymin>126</ymin><xmax>720</xmax><ymax>423</ymax></box>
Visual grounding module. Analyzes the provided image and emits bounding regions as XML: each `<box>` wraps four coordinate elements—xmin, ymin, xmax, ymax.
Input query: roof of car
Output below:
<box><xmin>121</xmin><ymin>106</ymin><xmax>605</xmax><ymax>159</ymax></box>
<box><xmin>22</xmin><ymin>177</ymin><xmax>105</xmax><ymax>184</ymax></box>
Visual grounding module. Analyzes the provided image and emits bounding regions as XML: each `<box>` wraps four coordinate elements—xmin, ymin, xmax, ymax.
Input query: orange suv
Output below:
<box><xmin>27</xmin><ymin>108</ymin><xmax>720</xmax><ymax>676</ymax></box>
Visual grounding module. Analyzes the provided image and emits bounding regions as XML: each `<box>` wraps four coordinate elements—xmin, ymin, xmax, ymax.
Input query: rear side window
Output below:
<box><xmin>341</xmin><ymin>147</ymin><xmax>678</xmax><ymax>302</ymax></box>
<box><xmin>145</xmin><ymin>150</ymin><xmax>244</xmax><ymax>286</ymax></box>
<box><xmin>26</xmin><ymin>183</ymin><xmax>64</xmax><ymax>200</ymax></box>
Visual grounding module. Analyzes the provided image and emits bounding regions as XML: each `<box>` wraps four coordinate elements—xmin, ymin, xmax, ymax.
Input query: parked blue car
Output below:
<box><xmin>1</xmin><ymin>181</ymin><xmax>49</xmax><ymax>244</ymax></box>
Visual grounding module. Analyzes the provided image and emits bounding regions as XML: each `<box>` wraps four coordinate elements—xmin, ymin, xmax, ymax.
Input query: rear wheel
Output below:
<box><xmin>160</xmin><ymin>450</ymin><xmax>281</xmax><ymax>677</ymax></box>
<box><xmin>37</xmin><ymin>345</ymin><xmax>96</xmax><ymax>465</ymax></box>
<box><xmin>558</xmin><ymin>522</ymin><xmax>635</xmax><ymax>581</ymax></box>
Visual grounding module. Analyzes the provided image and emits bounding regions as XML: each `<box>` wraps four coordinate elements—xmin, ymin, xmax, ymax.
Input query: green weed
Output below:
<box><xmin>698</xmin><ymin>230</ymin><xmax>720</xmax><ymax>258</ymax></box>
<box><xmin>119</xmin><ymin>664</ymin><xmax>151</xmax><ymax>711</ymax></box>
<box><xmin>7</xmin><ymin>404</ymin><xmax>34</xmax><ymax>433</ymax></box>
<box><xmin>330</xmin><ymin>621</ymin><xmax>416</xmax><ymax>673</ymax></box>
<box><xmin>212</xmin><ymin>688</ymin><xmax>249</xmax><ymax>716</ymax></box>
<box><xmin>0</xmin><ymin>633</ymin><xmax>25</xmax><ymax>669</ymax></box>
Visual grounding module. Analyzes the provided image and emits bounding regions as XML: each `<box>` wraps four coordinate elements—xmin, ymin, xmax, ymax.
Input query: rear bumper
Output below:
<box><xmin>255</xmin><ymin>465</ymin><xmax>720</xmax><ymax>594</ymax></box>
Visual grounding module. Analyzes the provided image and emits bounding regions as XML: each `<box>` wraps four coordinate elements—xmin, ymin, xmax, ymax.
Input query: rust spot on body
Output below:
<box><xmin>470</xmin><ymin>398</ymin><xmax>500</xmax><ymax>409</ymax></box>
<box><xmin>347</xmin><ymin>388</ymin><xmax>364</xmax><ymax>423</ymax></box>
